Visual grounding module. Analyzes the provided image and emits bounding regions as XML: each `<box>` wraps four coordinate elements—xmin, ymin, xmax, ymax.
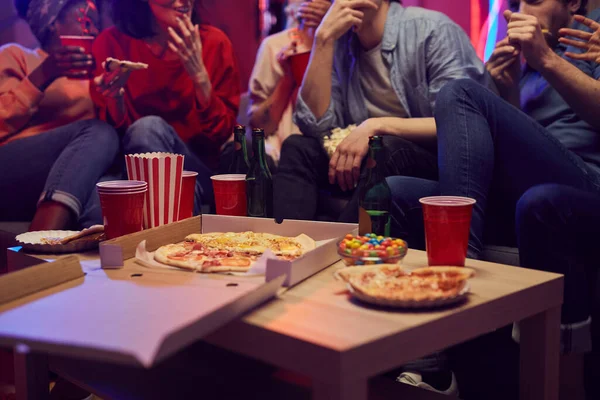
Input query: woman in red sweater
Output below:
<box><xmin>91</xmin><ymin>0</ymin><xmax>241</xmax><ymax>211</ymax></box>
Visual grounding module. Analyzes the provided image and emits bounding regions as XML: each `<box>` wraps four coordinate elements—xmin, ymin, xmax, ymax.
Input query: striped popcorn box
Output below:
<box><xmin>125</xmin><ymin>153</ymin><xmax>185</xmax><ymax>229</ymax></box>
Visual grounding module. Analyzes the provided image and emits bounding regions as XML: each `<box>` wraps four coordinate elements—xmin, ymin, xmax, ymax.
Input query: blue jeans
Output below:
<box><xmin>0</xmin><ymin>119</ymin><xmax>120</xmax><ymax>228</ymax></box>
<box><xmin>388</xmin><ymin>79</ymin><xmax>600</xmax><ymax>256</ymax></box>
<box><xmin>122</xmin><ymin>116</ymin><xmax>215</xmax><ymax>213</ymax></box>
<box><xmin>516</xmin><ymin>184</ymin><xmax>598</xmax><ymax>353</ymax></box>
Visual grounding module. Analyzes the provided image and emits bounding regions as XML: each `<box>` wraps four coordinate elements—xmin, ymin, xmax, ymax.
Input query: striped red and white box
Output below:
<box><xmin>125</xmin><ymin>153</ymin><xmax>185</xmax><ymax>229</ymax></box>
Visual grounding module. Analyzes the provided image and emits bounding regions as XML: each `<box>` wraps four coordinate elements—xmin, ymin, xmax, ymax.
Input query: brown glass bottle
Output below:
<box><xmin>358</xmin><ymin>136</ymin><xmax>391</xmax><ymax>236</ymax></box>
<box><xmin>246</xmin><ymin>128</ymin><xmax>273</xmax><ymax>218</ymax></box>
<box><xmin>229</xmin><ymin>125</ymin><xmax>251</xmax><ymax>174</ymax></box>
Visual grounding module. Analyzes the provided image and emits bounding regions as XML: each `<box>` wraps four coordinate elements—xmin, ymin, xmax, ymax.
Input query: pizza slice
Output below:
<box><xmin>343</xmin><ymin>265</ymin><xmax>474</xmax><ymax>302</ymax></box>
<box><xmin>103</xmin><ymin>57</ymin><xmax>148</xmax><ymax>72</ymax></box>
<box><xmin>184</xmin><ymin>232</ymin><xmax>316</xmax><ymax>260</ymax></box>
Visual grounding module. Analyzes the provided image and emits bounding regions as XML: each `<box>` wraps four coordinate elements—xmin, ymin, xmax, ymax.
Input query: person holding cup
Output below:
<box><xmin>0</xmin><ymin>0</ymin><xmax>120</xmax><ymax>230</ymax></box>
<box><xmin>91</xmin><ymin>0</ymin><xmax>242</xmax><ymax>213</ymax></box>
<box><xmin>248</xmin><ymin>0</ymin><xmax>331</xmax><ymax>164</ymax></box>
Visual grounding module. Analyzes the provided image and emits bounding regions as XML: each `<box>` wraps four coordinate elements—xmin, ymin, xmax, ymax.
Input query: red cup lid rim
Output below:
<box><xmin>183</xmin><ymin>171</ymin><xmax>199</xmax><ymax>177</ymax></box>
<box><xmin>98</xmin><ymin>190</ymin><xmax>147</xmax><ymax>195</ymax></box>
<box><xmin>419</xmin><ymin>196</ymin><xmax>476</xmax><ymax>206</ymax></box>
<box><xmin>97</xmin><ymin>180</ymin><xmax>147</xmax><ymax>188</ymax></box>
<box><xmin>211</xmin><ymin>174</ymin><xmax>246</xmax><ymax>181</ymax></box>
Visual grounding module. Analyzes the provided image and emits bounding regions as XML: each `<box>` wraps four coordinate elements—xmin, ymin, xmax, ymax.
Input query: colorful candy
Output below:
<box><xmin>338</xmin><ymin>233</ymin><xmax>407</xmax><ymax>266</ymax></box>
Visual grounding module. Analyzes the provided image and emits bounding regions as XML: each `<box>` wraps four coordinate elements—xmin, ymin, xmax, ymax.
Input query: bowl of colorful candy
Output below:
<box><xmin>338</xmin><ymin>233</ymin><xmax>408</xmax><ymax>266</ymax></box>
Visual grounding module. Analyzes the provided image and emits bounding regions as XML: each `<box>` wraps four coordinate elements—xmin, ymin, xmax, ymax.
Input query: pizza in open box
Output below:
<box><xmin>343</xmin><ymin>266</ymin><xmax>475</xmax><ymax>307</ymax></box>
<box><xmin>154</xmin><ymin>232</ymin><xmax>316</xmax><ymax>273</ymax></box>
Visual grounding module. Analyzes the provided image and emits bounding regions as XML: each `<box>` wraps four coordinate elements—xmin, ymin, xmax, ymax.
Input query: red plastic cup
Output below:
<box><xmin>59</xmin><ymin>35</ymin><xmax>95</xmax><ymax>80</ymax></box>
<box><xmin>97</xmin><ymin>181</ymin><xmax>147</xmax><ymax>239</ymax></box>
<box><xmin>419</xmin><ymin>196</ymin><xmax>476</xmax><ymax>267</ymax></box>
<box><xmin>289</xmin><ymin>51</ymin><xmax>311</xmax><ymax>87</ymax></box>
<box><xmin>178</xmin><ymin>171</ymin><xmax>198</xmax><ymax>221</ymax></box>
<box><xmin>210</xmin><ymin>174</ymin><xmax>247</xmax><ymax>216</ymax></box>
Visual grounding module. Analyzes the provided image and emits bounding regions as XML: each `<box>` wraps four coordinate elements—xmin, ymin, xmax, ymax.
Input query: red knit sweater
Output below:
<box><xmin>91</xmin><ymin>25</ymin><xmax>241</xmax><ymax>167</ymax></box>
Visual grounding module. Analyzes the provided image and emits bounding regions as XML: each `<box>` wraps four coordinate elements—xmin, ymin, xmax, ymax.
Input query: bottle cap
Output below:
<box><xmin>252</xmin><ymin>128</ymin><xmax>265</xmax><ymax>137</ymax></box>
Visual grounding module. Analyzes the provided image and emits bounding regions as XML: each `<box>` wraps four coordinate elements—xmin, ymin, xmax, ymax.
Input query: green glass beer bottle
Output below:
<box><xmin>229</xmin><ymin>125</ymin><xmax>251</xmax><ymax>174</ymax></box>
<box><xmin>358</xmin><ymin>136</ymin><xmax>392</xmax><ymax>236</ymax></box>
<box><xmin>246</xmin><ymin>128</ymin><xmax>273</xmax><ymax>218</ymax></box>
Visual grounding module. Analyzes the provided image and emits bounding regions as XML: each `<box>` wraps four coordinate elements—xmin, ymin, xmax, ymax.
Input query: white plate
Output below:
<box><xmin>347</xmin><ymin>283</ymin><xmax>470</xmax><ymax>309</ymax></box>
<box><xmin>16</xmin><ymin>230</ymin><xmax>101</xmax><ymax>254</ymax></box>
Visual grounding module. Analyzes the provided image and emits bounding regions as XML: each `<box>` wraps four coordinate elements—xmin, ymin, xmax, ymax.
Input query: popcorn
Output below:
<box><xmin>322</xmin><ymin>124</ymin><xmax>356</xmax><ymax>157</ymax></box>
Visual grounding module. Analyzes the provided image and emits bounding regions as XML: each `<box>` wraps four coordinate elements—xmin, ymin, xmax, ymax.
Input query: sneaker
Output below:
<box><xmin>397</xmin><ymin>371</ymin><xmax>459</xmax><ymax>397</ymax></box>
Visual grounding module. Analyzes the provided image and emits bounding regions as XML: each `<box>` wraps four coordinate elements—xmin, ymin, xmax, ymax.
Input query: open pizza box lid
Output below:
<box><xmin>99</xmin><ymin>215</ymin><xmax>357</xmax><ymax>287</ymax></box>
<box><xmin>0</xmin><ymin>250</ymin><xmax>286</xmax><ymax>368</ymax></box>
<box><xmin>0</xmin><ymin>216</ymin><xmax>355</xmax><ymax>367</ymax></box>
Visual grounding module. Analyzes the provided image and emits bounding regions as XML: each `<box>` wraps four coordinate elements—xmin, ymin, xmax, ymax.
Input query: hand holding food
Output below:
<box><xmin>328</xmin><ymin>119</ymin><xmax>376</xmax><ymax>191</ymax></box>
<box><xmin>315</xmin><ymin>0</ymin><xmax>378</xmax><ymax>43</ymax></box>
<box><xmin>94</xmin><ymin>57</ymin><xmax>147</xmax><ymax>98</ymax></box>
<box><xmin>504</xmin><ymin>10</ymin><xmax>553</xmax><ymax>71</ymax></box>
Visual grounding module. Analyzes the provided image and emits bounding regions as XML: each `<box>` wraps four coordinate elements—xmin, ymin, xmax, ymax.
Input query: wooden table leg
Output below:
<box><xmin>313</xmin><ymin>378</ymin><xmax>368</xmax><ymax>400</ymax></box>
<box><xmin>519</xmin><ymin>306</ymin><xmax>561</xmax><ymax>400</ymax></box>
<box><xmin>14</xmin><ymin>345</ymin><xmax>49</xmax><ymax>400</ymax></box>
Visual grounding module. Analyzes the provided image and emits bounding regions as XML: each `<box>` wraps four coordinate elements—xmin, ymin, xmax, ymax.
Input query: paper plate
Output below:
<box><xmin>347</xmin><ymin>283</ymin><xmax>470</xmax><ymax>309</ymax></box>
<box><xmin>16</xmin><ymin>229</ymin><xmax>102</xmax><ymax>254</ymax></box>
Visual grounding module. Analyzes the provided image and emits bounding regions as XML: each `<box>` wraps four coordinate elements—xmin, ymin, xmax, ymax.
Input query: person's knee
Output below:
<box><xmin>516</xmin><ymin>184</ymin><xmax>566</xmax><ymax>229</ymax></box>
<box><xmin>279</xmin><ymin>135</ymin><xmax>322</xmax><ymax>164</ymax></box>
<box><xmin>123</xmin><ymin>116</ymin><xmax>174</xmax><ymax>152</ymax></box>
<box><xmin>436</xmin><ymin>79</ymin><xmax>481</xmax><ymax>113</ymax></box>
<box><xmin>80</xmin><ymin>119</ymin><xmax>120</xmax><ymax>157</ymax></box>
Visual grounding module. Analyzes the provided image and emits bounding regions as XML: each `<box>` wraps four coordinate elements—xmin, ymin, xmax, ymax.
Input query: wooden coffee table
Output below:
<box><xmin>5</xmin><ymin>248</ymin><xmax>563</xmax><ymax>400</ymax></box>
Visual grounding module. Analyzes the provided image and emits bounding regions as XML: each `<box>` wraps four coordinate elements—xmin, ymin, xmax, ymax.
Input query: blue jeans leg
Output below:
<box><xmin>387</xmin><ymin>176</ymin><xmax>439</xmax><ymax>251</ymax></box>
<box><xmin>122</xmin><ymin>116</ymin><xmax>214</xmax><ymax>212</ymax></box>
<box><xmin>0</xmin><ymin>119</ymin><xmax>120</xmax><ymax>226</ymax></box>
<box><xmin>516</xmin><ymin>184</ymin><xmax>599</xmax><ymax>353</ymax></box>
<box><xmin>435</xmin><ymin>79</ymin><xmax>600</xmax><ymax>256</ymax></box>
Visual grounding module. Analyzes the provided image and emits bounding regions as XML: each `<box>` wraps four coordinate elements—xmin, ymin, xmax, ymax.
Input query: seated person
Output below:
<box><xmin>0</xmin><ymin>0</ymin><xmax>119</xmax><ymax>231</ymax></box>
<box><xmin>389</xmin><ymin>0</ymin><xmax>600</xmax><ymax>259</ymax></box>
<box><xmin>273</xmin><ymin>0</ymin><xmax>491</xmax><ymax>222</ymax></box>
<box><xmin>91</xmin><ymin>0</ymin><xmax>241</xmax><ymax>211</ymax></box>
<box><xmin>248</xmin><ymin>0</ymin><xmax>331</xmax><ymax>164</ymax></box>
<box><xmin>516</xmin><ymin>184</ymin><xmax>598</xmax><ymax>400</ymax></box>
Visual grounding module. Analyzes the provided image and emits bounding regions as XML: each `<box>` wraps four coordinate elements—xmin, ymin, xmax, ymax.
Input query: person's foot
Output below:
<box><xmin>397</xmin><ymin>371</ymin><xmax>459</xmax><ymax>396</ymax></box>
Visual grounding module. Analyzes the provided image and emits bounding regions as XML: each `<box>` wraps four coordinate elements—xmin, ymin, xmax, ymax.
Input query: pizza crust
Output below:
<box><xmin>341</xmin><ymin>264</ymin><xmax>474</xmax><ymax>304</ymax></box>
<box><xmin>335</xmin><ymin>264</ymin><xmax>405</xmax><ymax>282</ymax></box>
<box><xmin>103</xmin><ymin>57</ymin><xmax>148</xmax><ymax>72</ymax></box>
<box><xmin>410</xmin><ymin>266</ymin><xmax>475</xmax><ymax>280</ymax></box>
<box><xmin>154</xmin><ymin>231</ymin><xmax>316</xmax><ymax>274</ymax></box>
<box><xmin>154</xmin><ymin>243</ymin><xmax>200</xmax><ymax>272</ymax></box>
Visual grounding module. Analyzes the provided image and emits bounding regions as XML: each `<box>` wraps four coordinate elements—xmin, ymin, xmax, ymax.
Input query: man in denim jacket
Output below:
<box><xmin>273</xmin><ymin>0</ymin><xmax>491</xmax><ymax>222</ymax></box>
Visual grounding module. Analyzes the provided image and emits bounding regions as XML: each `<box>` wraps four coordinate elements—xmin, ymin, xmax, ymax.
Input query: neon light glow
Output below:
<box><xmin>470</xmin><ymin>0</ymin><xmax>505</xmax><ymax>61</ymax></box>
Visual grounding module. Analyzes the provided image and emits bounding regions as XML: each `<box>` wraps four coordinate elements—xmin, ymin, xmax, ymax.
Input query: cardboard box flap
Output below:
<box><xmin>0</xmin><ymin>271</ymin><xmax>284</xmax><ymax>367</ymax></box>
<box><xmin>200</xmin><ymin>215</ymin><xmax>356</xmax><ymax>241</ymax></box>
<box><xmin>0</xmin><ymin>255</ymin><xmax>83</xmax><ymax>306</ymax></box>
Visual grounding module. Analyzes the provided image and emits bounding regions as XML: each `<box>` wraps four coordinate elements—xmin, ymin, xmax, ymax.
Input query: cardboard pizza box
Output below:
<box><xmin>99</xmin><ymin>215</ymin><xmax>357</xmax><ymax>287</ymax></box>
<box><xmin>0</xmin><ymin>249</ymin><xmax>286</xmax><ymax>368</ymax></box>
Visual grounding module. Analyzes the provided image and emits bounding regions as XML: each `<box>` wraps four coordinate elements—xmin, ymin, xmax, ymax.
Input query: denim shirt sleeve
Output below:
<box><xmin>425</xmin><ymin>22</ymin><xmax>489</xmax><ymax>111</ymax></box>
<box><xmin>293</xmin><ymin>66</ymin><xmax>345</xmax><ymax>138</ymax></box>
